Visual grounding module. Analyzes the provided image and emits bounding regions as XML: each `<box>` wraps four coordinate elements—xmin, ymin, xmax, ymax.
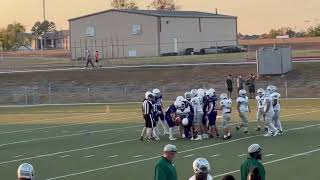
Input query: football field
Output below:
<box><xmin>0</xmin><ymin>99</ymin><xmax>319</xmax><ymax>180</ymax></box>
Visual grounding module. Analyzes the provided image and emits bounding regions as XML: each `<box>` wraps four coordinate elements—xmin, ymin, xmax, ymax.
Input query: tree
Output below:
<box><xmin>149</xmin><ymin>0</ymin><xmax>180</xmax><ymax>11</ymax></box>
<box><xmin>110</xmin><ymin>0</ymin><xmax>138</xmax><ymax>9</ymax></box>
<box><xmin>307</xmin><ymin>24</ymin><xmax>320</xmax><ymax>37</ymax></box>
<box><xmin>31</xmin><ymin>20</ymin><xmax>56</xmax><ymax>36</ymax></box>
<box><xmin>0</xmin><ymin>22</ymin><xmax>29</xmax><ymax>50</ymax></box>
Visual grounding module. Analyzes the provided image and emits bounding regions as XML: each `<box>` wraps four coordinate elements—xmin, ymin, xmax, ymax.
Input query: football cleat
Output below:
<box><xmin>273</xmin><ymin>130</ymin><xmax>279</xmax><ymax>136</ymax></box>
<box><xmin>139</xmin><ymin>136</ymin><xmax>143</xmax><ymax>141</ymax></box>
<box><xmin>264</xmin><ymin>132</ymin><xmax>273</xmax><ymax>137</ymax></box>
<box><xmin>169</xmin><ymin>137</ymin><xmax>177</xmax><ymax>141</ymax></box>
<box><xmin>256</xmin><ymin>126</ymin><xmax>261</xmax><ymax>131</ymax></box>
<box><xmin>236</xmin><ymin>126</ymin><xmax>240</xmax><ymax>130</ymax></box>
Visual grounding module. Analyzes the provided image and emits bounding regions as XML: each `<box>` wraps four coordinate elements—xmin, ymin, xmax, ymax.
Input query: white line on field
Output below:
<box><xmin>44</xmin><ymin>123</ymin><xmax>320</xmax><ymax>180</ymax></box>
<box><xmin>59</xmin><ymin>155</ymin><xmax>70</xmax><ymax>158</ymax></box>
<box><xmin>132</xmin><ymin>155</ymin><xmax>143</xmax><ymax>158</ymax></box>
<box><xmin>214</xmin><ymin>148</ymin><xmax>320</xmax><ymax>178</ymax></box>
<box><xmin>12</xmin><ymin>155</ymin><xmax>23</xmax><ymax>158</ymax></box>
<box><xmin>2</xmin><ymin>109</ymin><xmax>318</xmax><ymax>167</ymax></box>
<box><xmin>84</xmin><ymin>155</ymin><xmax>95</xmax><ymax>158</ymax></box>
<box><xmin>43</xmin><ymin>131</ymin><xmax>49</xmax><ymax>133</ymax></box>
<box><xmin>210</xmin><ymin>154</ymin><xmax>220</xmax><ymax>157</ymax></box>
<box><xmin>183</xmin><ymin>154</ymin><xmax>195</xmax><ymax>158</ymax></box>
<box><xmin>0</xmin><ymin>125</ymin><xmax>142</xmax><ymax>147</ymax></box>
<box><xmin>0</xmin><ymin>115</ymin><xmax>140</xmax><ymax>135</ymax></box>
<box><xmin>0</xmin><ymin>139</ymin><xmax>137</xmax><ymax>165</ymax></box>
<box><xmin>108</xmin><ymin>155</ymin><xmax>118</xmax><ymax>158</ymax></box>
<box><xmin>265</xmin><ymin>154</ymin><xmax>275</xmax><ymax>157</ymax></box>
<box><xmin>61</xmin><ymin>130</ymin><xmax>69</xmax><ymax>133</ymax></box>
<box><xmin>237</xmin><ymin>154</ymin><xmax>246</xmax><ymax>157</ymax></box>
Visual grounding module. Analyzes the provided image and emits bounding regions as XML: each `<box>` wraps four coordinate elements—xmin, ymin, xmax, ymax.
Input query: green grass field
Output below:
<box><xmin>0</xmin><ymin>99</ymin><xmax>319</xmax><ymax>180</ymax></box>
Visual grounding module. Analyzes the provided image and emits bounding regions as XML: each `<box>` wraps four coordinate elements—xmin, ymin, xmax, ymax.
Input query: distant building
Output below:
<box><xmin>69</xmin><ymin>9</ymin><xmax>237</xmax><ymax>59</ymax></box>
<box><xmin>27</xmin><ymin>30</ymin><xmax>70</xmax><ymax>50</ymax></box>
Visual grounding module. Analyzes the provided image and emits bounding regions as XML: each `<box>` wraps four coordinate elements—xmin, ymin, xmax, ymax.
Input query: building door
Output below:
<box><xmin>173</xmin><ymin>37</ymin><xmax>178</xmax><ymax>53</ymax></box>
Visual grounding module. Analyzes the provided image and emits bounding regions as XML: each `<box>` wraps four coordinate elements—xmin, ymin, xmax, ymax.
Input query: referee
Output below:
<box><xmin>142</xmin><ymin>93</ymin><xmax>156</xmax><ymax>141</ymax></box>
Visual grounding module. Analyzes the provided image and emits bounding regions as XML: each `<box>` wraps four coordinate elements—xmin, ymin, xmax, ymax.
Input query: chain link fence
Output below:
<box><xmin>0</xmin><ymin>80</ymin><xmax>318</xmax><ymax>105</ymax></box>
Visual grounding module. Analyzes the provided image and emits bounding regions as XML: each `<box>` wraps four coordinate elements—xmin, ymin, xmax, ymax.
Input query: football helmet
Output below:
<box><xmin>191</xmin><ymin>89</ymin><xmax>198</xmax><ymax>97</ymax></box>
<box><xmin>193</xmin><ymin>158</ymin><xmax>210</xmax><ymax>173</ymax></box>
<box><xmin>257</xmin><ymin>88</ymin><xmax>265</xmax><ymax>96</ymax></box>
<box><xmin>185</xmin><ymin>92</ymin><xmax>192</xmax><ymax>101</ymax></box>
<box><xmin>152</xmin><ymin>88</ymin><xmax>161</xmax><ymax>97</ymax></box>
<box><xmin>145</xmin><ymin>91</ymin><xmax>153</xmax><ymax>99</ymax></box>
<box><xmin>239</xmin><ymin>89</ymin><xmax>246</xmax><ymax>97</ymax></box>
<box><xmin>176</xmin><ymin>96</ymin><xmax>185</xmax><ymax>102</ymax></box>
<box><xmin>197</xmin><ymin>89</ymin><xmax>205</xmax><ymax>97</ymax></box>
<box><xmin>18</xmin><ymin>163</ymin><xmax>35</xmax><ymax>180</ymax></box>
<box><xmin>220</xmin><ymin>93</ymin><xmax>228</xmax><ymax>100</ymax></box>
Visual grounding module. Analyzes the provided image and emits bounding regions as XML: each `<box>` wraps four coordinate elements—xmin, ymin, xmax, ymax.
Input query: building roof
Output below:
<box><xmin>69</xmin><ymin>9</ymin><xmax>237</xmax><ymax>21</ymax></box>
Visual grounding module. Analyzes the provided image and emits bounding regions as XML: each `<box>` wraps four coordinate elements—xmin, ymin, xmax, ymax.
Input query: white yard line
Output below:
<box><xmin>44</xmin><ymin>123</ymin><xmax>320</xmax><ymax>180</ymax></box>
<box><xmin>0</xmin><ymin>124</ymin><xmax>142</xmax><ymax>147</ymax></box>
<box><xmin>237</xmin><ymin>154</ymin><xmax>246</xmax><ymax>157</ymax></box>
<box><xmin>132</xmin><ymin>155</ymin><xmax>143</xmax><ymax>158</ymax></box>
<box><xmin>12</xmin><ymin>155</ymin><xmax>23</xmax><ymax>158</ymax></box>
<box><xmin>265</xmin><ymin>154</ymin><xmax>275</xmax><ymax>157</ymax></box>
<box><xmin>183</xmin><ymin>154</ymin><xmax>195</xmax><ymax>158</ymax></box>
<box><xmin>0</xmin><ymin>115</ymin><xmax>139</xmax><ymax>135</ymax></box>
<box><xmin>59</xmin><ymin>155</ymin><xmax>70</xmax><ymax>158</ymax></box>
<box><xmin>84</xmin><ymin>155</ymin><xmax>95</xmax><ymax>158</ymax></box>
<box><xmin>108</xmin><ymin>155</ymin><xmax>118</xmax><ymax>158</ymax></box>
<box><xmin>214</xmin><ymin>148</ymin><xmax>320</xmax><ymax>178</ymax></box>
<box><xmin>210</xmin><ymin>154</ymin><xmax>220</xmax><ymax>157</ymax></box>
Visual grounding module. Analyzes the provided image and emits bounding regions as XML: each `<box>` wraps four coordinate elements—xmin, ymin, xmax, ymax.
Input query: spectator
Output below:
<box><xmin>154</xmin><ymin>144</ymin><xmax>178</xmax><ymax>180</ymax></box>
<box><xmin>248</xmin><ymin>74</ymin><xmax>256</xmax><ymax>99</ymax></box>
<box><xmin>222</xmin><ymin>175</ymin><xmax>236</xmax><ymax>180</ymax></box>
<box><xmin>189</xmin><ymin>158</ymin><xmax>213</xmax><ymax>180</ymax></box>
<box><xmin>95</xmin><ymin>50</ymin><xmax>101</xmax><ymax>68</ymax></box>
<box><xmin>240</xmin><ymin>144</ymin><xmax>265</xmax><ymax>180</ymax></box>
<box><xmin>237</xmin><ymin>75</ymin><xmax>244</xmax><ymax>93</ymax></box>
<box><xmin>85</xmin><ymin>49</ymin><xmax>95</xmax><ymax>69</ymax></box>
<box><xmin>17</xmin><ymin>163</ymin><xmax>35</xmax><ymax>180</ymax></box>
<box><xmin>247</xmin><ymin>167</ymin><xmax>262</xmax><ymax>180</ymax></box>
<box><xmin>225</xmin><ymin>74</ymin><xmax>233</xmax><ymax>98</ymax></box>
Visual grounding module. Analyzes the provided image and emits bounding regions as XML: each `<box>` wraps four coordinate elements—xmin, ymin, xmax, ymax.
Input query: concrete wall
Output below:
<box><xmin>160</xmin><ymin>17</ymin><xmax>237</xmax><ymax>54</ymax></box>
<box><xmin>70</xmin><ymin>11</ymin><xmax>158</xmax><ymax>59</ymax></box>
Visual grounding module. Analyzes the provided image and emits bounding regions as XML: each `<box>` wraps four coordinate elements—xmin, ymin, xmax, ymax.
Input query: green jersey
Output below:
<box><xmin>240</xmin><ymin>157</ymin><xmax>265</xmax><ymax>180</ymax></box>
<box><xmin>154</xmin><ymin>156</ymin><xmax>178</xmax><ymax>180</ymax></box>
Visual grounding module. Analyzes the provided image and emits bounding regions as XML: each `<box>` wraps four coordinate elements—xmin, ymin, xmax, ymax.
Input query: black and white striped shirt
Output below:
<box><xmin>142</xmin><ymin>99</ymin><xmax>153</xmax><ymax>115</ymax></box>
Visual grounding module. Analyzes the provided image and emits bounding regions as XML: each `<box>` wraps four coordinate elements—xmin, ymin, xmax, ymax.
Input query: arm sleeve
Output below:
<box><xmin>155</xmin><ymin>166</ymin><xmax>166</xmax><ymax>180</ymax></box>
<box><xmin>240</xmin><ymin>163</ymin><xmax>246</xmax><ymax>180</ymax></box>
<box><xmin>259</xmin><ymin>164</ymin><xmax>266</xmax><ymax>180</ymax></box>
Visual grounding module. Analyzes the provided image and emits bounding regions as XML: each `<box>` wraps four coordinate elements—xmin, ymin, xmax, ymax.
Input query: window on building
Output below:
<box><xmin>132</xmin><ymin>25</ymin><xmax>142</xmax><ymax>35</ymax></box>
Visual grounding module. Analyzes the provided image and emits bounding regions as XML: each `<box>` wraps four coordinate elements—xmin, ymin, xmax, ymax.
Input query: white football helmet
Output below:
<box><xmin>209</xmin><ymin>88</ymin><xmax>216</xmax><ymax>95</ymax></box>
<box><xmin>271</xmin><ymin>85</ymin><xmax>277</xmax><ymax>93</ymax></box>
<box><xmin>203</xmin><ymin>89</ymin><xmax>208</xmax><ymax>95</ymax></box>
<box><xmin>174</xmin><ymin>100</ymin><xmax>182</xmax><ymax>108</ymax></box>
<box><xmin>152</xmin><ymin>88</ymin><xmax>161</xmax><ymax>97</ymax></box>
<box><xmin>257</xmin><ymin>88</ymin><xmax>265</xmax><ymax>96</ymax></box>
<box><xmin>145</xmin><ymin>91</ymin><xmax>153</xmax><ymax>99</ymax></box>
<box><xmin>182</xmin><ymin>118</ymin><xmax>189</xmax><ymax>126</ymax></box>
<box><xmin>206</xmin><ymin>89</ymin><xmax>214</xmax><ymax>97</ymax></box>
<box><xmin>191</xmin><ymin>89</ymin><xmax>198</xmax><ymax>97</ymax></box>
<box><xmin>193</xmin><ymin>158</ymin><xmax>210</xmax><ymax>173</ymax></box>
<box><xmin>185</xmin><ymin>92</ymin><xmax>192</xmax><ymax>101</ymax></box>
<box><xmin>18</xmin><ymin>163</ymin><xmax>35</xmax><ymax>180</ymax></box>
<box><xmin>176</xmin><ymin>96</ymin><xmax>185</xmax><ymax>102</ymax></box>
<box><xmin>197</xmin><ymin>89</ymin><xmax>205</xmax><ymax>97</ymax></box>
<box><xmin>239</xmin><ymin>89</ymin><xmax>246</xmax><ymax>97</ymax></box>
<box><xmin>266</xmin><ymin>85</ymin><xmax>273</xmax><ymax>92</ymax></box>
<box><xmin>220</xmin><ymin>93</ymin><xmax>228</xmax><ymax>100</ymax></box>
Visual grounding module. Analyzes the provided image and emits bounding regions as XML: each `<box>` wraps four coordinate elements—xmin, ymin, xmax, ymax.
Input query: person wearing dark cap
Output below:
<box><xmin>225</xmin><ymin>75</ymin><xmax>233</xmax><ymax>98</ymax></box>
<box><xmin>240</xmin><ymin>144</ymin><xmax>265</xmax><ymax>180</ymax></box>
<box><xmin>154</xmin><ymin>144</ymin><xmax>178</xmax><ymax>180</ymax></box>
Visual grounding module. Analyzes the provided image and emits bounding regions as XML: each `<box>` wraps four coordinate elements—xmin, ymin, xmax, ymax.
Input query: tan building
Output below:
<box><xmin>69</xmin><ymin>9</ymin><xmax>237</xmax><ymax>59</ymax></box>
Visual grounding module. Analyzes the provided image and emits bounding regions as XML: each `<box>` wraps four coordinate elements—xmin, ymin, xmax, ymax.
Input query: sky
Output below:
<box><xmin>0</xmin><ymin>0</ymin><xmax>319</xmax><ymax>34</ymax></box>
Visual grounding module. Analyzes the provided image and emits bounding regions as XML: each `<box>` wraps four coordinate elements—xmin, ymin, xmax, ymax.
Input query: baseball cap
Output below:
<box><xmin>164</xmin><ymin>144</ymin><xmax>177</xmax><ymax>153</ymax></box>
<box><xmin>248</xmin><ymin>144</ymin><xmax>262</xmax><ymax>153</ymax></box>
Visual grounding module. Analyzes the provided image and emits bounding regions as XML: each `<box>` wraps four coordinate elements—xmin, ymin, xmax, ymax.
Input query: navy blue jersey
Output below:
<box><xmin>206</xmin><ymin>96</ymin><xmax>218</xmax><ymax>113</ymax></box>
<box><xmin>165</xmin><ymin>104</ymin><xmax>177</xmax><ymax>116</ymax></box>
<box><xmin>202</xmin><ymin>96</ymin><xmax>209</xmax><ymax>112</ymax></box>
<box><xmin>154</xmin><ymin>95</ymin><xmax>163</xmax><ymax>111</ymax></box>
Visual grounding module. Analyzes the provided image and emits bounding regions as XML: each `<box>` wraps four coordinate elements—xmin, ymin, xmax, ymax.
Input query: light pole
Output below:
<box><xmin>43</xmin><ymin>0</ymin><xmax>46</xmax><ymax>21</ymax></box>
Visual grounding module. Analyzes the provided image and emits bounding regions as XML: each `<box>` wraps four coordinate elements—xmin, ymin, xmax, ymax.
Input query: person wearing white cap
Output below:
<box><xmin>154</xmin><ymin>144</ymin><xmax>178</xmax><ymax>180</ymax></box>
<box><xmin>189</xmin><ymin>158</ymin><xmax>213</xmax><ymax>180</ymax></box>
<box><xmin>17</xmin><ymin>163</ymin><xmax>35</xmax><ymax>180</ymax></box>
<box><xmin>240</xmin><ymin>144</ymin><xmax>265</xmax><ymax>180</ymax></box>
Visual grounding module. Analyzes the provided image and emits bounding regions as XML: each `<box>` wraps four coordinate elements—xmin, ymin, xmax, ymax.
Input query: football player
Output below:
<box><xmin>185</xmin><ymin>91</ymin><xmax>193</xmax><ymax>102</ymax></box>
<box><xmin>176</xmin><ymin>98</ymin><xmax>194</xmax><ymax>139</ymax></box>
<box><xmin>200</xmin><ymin>89</ymin><xmax>209</xmax><ymax>139</ymax></box>
<box><xmin>236</xmin><ymin>89</ymin><xmax>251</xmax><ymax>133</ymax></box>
<box><xmin>218</xmin><ymin>93</ymin><xmax>232</xmax><ymax>139</ymax></box>
<box><xmin>205</xmin><ymin>89</ymin><xmax>219</xmax><ymax>138</ymax></box>
<box><xmin>165</xmin><ymin>100</ymin><xmax>180</xmax><ymax>141</ymax></box>
<box><xmin>18</xmin><ymin>163</ymin><xmax>35</xmax><ymax>180</ymax></box>
<box><xmin>189</xmin><ymin>158</ymin><xmax>213</xmax><ymax>180</ymax></box>
<box><xmin>255</xmin><ymin>88</ymin><xmax>265</xmax><ymax>131</ymax></box>
<box><xmin>270</xmin><ymin>85</ymin><xmax>283</xmax><ymax>135</ymax></box>
<box><xmin>191</xmin><ymin>90</ymin><xmax>205</xmax><ymax>140</ymax></box>
<box><xmin>263</xmin><ymin>87</ymin><xmax>279</xmax><ymax>137</ymax></box>
<box><xmin>153</xmin><ymin>88</ymin><xmax>169</xmax><ymax>135</ymax></box>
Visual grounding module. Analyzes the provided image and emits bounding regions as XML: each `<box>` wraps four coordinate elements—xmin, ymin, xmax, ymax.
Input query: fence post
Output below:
<box><xmin>162</xmin><ymin>86</ymin><xmax>165</xmax><ymax>94</ymax></box>
<box><xmin>87</xmin><ymin>87</ymin><xmax>90</xmax><ymax>103</ymax></box>
<box><xmin>285</xmin><ymin>81</ymin><xmax>288</xmax><ymax>98</ymax></box>
<box><xmin>48</xmin><ymin>84</ymin><xmax>52</xmax><ymax>104</ymax></box>
<box><xmin>215</xmin><ymin>42</ymin><xmax>218</xmax><ymax>55</ymax></box>
<box><xmin>124</xmin><ymin>87</ymin><xmax>127</xmax><ymax>95</ymax></box>
<box><xmin>24</xmin><ymin>87</ymin><xmax>28</xmax><ymax>105</ymax></box>
<box><xmin>101</xmin><ymin>39</ymin><xmax>105</xmax><ymax>59</ymax></box>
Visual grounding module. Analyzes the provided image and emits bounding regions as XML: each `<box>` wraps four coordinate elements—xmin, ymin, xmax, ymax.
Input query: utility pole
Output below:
<box><xmin>43</xmin><ymin>0</ymin><xmax>46</xmax><ymax>21</ymax></box>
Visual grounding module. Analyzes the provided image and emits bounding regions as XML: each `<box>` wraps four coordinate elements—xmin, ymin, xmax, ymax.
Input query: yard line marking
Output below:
<box><xmin>0</xmin><ymin>115</ymin><xmax>140</xmax><ymax>135</ymax></box>
<box><xmin>183</xmin><ymin>154</ymin><xmax>195</xmax><ymax>158</ymax></box>
<box><xmin>43</xmin><ymin>131</ymin><xmax>49</xmax><ymax>133</ymax></box>
<box><xmin>214</xmin><ymin>148</ymin><xmax>320</xmax><ymax>178</ymax></box>
<box><xmin>0</xmin><ymin>139</ymin><xmax>137</xmax><ymax>165</ymax></box>
<box><xmin>210</xmin><ymin>154</ymin><xmax>220</xmax><ymax>157</ymax></box>
<box><xmin>237</xmin><ymin>154</ymin><xmax>246</xmax><ymax>157</ymax></box>
<box><xmin>61</xmin><ymin>130</ymin><xmax>69</xmax><ymax>133</ymax></box>
<box><xmin>44</xmin><ymin>123</ymin><xmax>320</xmax><ymax>180</ymax></box>
<box><xmin>84</xmin><ymin>155</ymin><xmax>95</xmax><ymax>158</ymax></box>
<box><xmin>3</xmin><ymin>110</ymin><xmax>319</xmax><ymax>167</ymax></box>
<box><xmin>59</xmin><ymin>155</ymin><xmax>70</xmax><ymax>158</ymax></box>
<box><xmin>0</xmin><ymin>125</ymin><xmax>142</xmax><ymax>147</ymax></box>
<box><xmin>12</xmin><ymin>155</ymin><xmax>23</xmax><ymax>158</ymax></box>
<box><xmin>132</xmin><ymin>155</ymin><xmax>143</xmax><ymax>158</ymax></box>
<box><xmin>108</xmin><ymin>155</ymin><xmax>118</xmax><ymax>158</ymax></box>
<box><xmin>265</xmin><ymin>154</ymin><xmax>275</xmax><ymax>157</ymax></box>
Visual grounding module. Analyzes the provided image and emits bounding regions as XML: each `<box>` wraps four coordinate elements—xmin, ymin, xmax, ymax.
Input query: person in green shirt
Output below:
<box><xmin>154</xmin><ymin>144</ymin><xmax>178</xmax><ymax>180</ymax></box>
<box><xmin>241</xmin><ymin>144</ymin><xmax>265</xmax><ymax>180</ymax></box>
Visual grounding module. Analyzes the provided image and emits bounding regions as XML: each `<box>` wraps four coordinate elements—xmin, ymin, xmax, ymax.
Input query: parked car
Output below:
<box><xmin>200</xmin><ymin>48</ymin><xmax>224</xmax><ymax>55</ymax></box>
<box><xmin>222</xmin><ymin>46</ymin><xmax>241</xmax><ymax>53</ymax></box>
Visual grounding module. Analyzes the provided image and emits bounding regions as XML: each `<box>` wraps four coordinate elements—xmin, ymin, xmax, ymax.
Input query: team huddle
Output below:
<box><xmin>140</xmin><ymin>85</ymin><xmax>283</xmax><ymax>142</ymax></box>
